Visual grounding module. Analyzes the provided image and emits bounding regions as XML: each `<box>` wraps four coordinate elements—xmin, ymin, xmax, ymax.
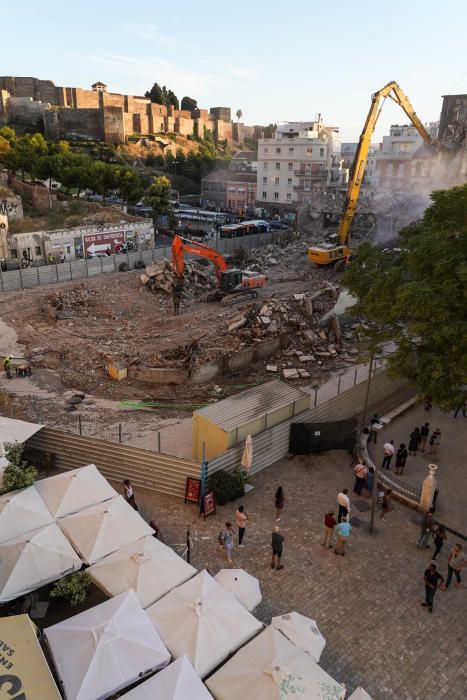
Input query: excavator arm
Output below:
<box><xmin>172</xmin><ymin>234</ymin><xmax>228</xmax><ymax>285</ymax></box>
<box><xmin>338</xmin><ymin>81</ymin><xmax>440</xmax><ymax>247</ymax></box>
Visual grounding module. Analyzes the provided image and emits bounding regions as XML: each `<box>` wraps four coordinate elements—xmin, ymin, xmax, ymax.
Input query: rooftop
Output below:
<box><xmin>202</xmin><ymin>169</ymin><xmax>257</xmax><ymax>183</ymax></box>
<box><xmin>195</xmin><ymin>380</ymin><xmax>309</xmax><ymax>430</ymax></box>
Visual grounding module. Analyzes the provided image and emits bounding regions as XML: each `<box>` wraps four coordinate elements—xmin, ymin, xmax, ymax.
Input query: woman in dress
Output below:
<box><xmin>408</xmin><ymin>427</ymin><xmax>421</xmax><ymax>456</ymax></box>
<box><xmin>395</xmin><ymin>443</ymin><xmax>408</xmax><ymax>476</ymax></box>
<box><xmin>275</xmin><ymin>486</ymin><xmax>284</xmax><ymax>521</ymax></box>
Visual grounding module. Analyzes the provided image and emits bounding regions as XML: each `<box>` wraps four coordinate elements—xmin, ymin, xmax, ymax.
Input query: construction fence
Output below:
<box><xmin>0</xmin><ymin>228</ymin><xmax>298</xmax><ymax>293</ymax></box>
<box><xmin>25</xmin><ymin>428</ymin><xmax>201</xmax><ymax>500</ymax></box>
<box><xmin>208</xmin><ymin>368</ymin><xmax>416</xmax><ymax>479</ymax></box>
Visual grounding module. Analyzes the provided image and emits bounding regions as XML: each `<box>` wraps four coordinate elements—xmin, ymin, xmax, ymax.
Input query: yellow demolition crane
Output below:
<box><xmin>308</xmin><ymin>81</ymin><xmax>441</xmax><ymax>267</ymax></box>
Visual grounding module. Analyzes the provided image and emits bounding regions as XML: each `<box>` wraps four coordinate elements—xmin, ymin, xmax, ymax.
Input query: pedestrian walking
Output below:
<box><xmin>275</xmin><ymin>486</ymin><xmax>284</xmax><ymax>521</ymax></box>
<box><xmin>421</xmin><ymin>563</ymin><xmax>444</xmax><ymax>612</ymax></box>
<box><xmin>408</xmin><ymin>427</ymin><xmax>421</xmax><ymax>456</ymax></box>
<box><xmin>337</xmin><ymin>488</ymin><xmax>350</xmax><ymax>523</ymax></box>
<box><xmin>444</xmin><ymin>544</ymin><xmax>466</xmax><ymax>589</ymax></box>
<box><xmin>417</xmin><ymin>507</ymin><xmax>435</xmax><ymax>548</ymax></box>
<box><xmin>123</xmin><ymin>479</ymin><xmax>138</xmax><ymax>510</ymax></box>
<box><xmin>366</xmin><ymin>466</ymin><xmax>375</xmax><ymax>496</ymax></box>
<box><xmin>2</xmin><ymin>355</ymin><xmax>12</xmax><ymax>379</ymax></box>
<box><xmin>429</xmin><ymin>428</ymin><xmax>441</xmax><ymax>455</ymax></box>
<box><xmin>424</xmin><ymin>394</ymin><xmax>432</xmax><ymax>412</ymax></box>
<box><xmin>395</xmin><ymin>443</ymin><xmax>408</xmax><ymax>476</ymax></box>
<box><xmin>453</xmin><ymin>399</ymin><xmax>466</xmax><ymax>418</ymax></box>
<box><xmin>271</xmin><ymin>525</ymin><xmax>284</xmax><ymax>570</ymax></box>
<box><xmin>220</xmin><ymin>522</ymin><xmax>235</xmax><ymax>564</ymax></box>
<box><xmin>368</xmin><ymin>413</ymin><xmax>379</xmax><ymax>444</ymax></box>
<box><xmin>380</xmin><ymin>489</ymin><xmax>393</xmax><ymax>521</ymax></box>
<box><xmin>381</xmin><ymin>440</ymin><xmax>395</xmax><ymax>470</ymax></box>
<box><xmin>321</xmin><ymin>510</ymin><xmax>336</xmax><ymax>548</ymax></box>
<box><xmin>334</xmin><ymin>518</ymin><xmax>352</xmax><ymax>556</ymax></box>
<box><xmin>353</xmin><ymin>461</ymin><xmax>368</xmax><ymax>495</ymax></box>
<box><xmin>432</xmin><ymin>525</ymin><xmax>447</xmax><ymax>560</ymax></box>
<box><xmin>419</xmin><ymin>423</ymin><xmax>430</xmax><ymax>452</ymax></box>
<box><xmin>236</xmin><ymin>505</ymin><xmax>247</xmax><ymax>547</ymax></box>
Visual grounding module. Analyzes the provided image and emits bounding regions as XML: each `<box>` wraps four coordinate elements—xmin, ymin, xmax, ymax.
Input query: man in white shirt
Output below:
<box><xmin>337</xmin><ymin>489</ymin><xmax>350</xmax><ymax>523</ymax></box>
<box><xmin>381</xmin><ymin>440</ymin><xmax>395</xmax><ymax>470</ymax></box>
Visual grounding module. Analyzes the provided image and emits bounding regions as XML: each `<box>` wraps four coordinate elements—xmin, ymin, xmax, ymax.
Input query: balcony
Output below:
<box><xmin>293</xmin><ymin>170</ymin><xmax>326</xmax><ymax>178</ymax></box>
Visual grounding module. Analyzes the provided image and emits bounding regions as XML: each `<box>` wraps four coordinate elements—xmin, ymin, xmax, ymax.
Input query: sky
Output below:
<box><xmin>3</xmin><ymin>0</ymin><xmax>467</xmax><ymax>142</ymax></box>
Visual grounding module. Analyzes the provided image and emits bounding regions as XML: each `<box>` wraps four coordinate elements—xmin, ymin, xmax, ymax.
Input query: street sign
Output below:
<box><xmin>82</xmin><ymin>231</ymin><xmax>125</xmax><ymax>257</ymax></box>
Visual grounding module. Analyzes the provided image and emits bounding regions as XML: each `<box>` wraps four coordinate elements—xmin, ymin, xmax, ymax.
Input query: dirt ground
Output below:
<box><xmin>0</xmin><ymin>238</ymin><xmax>362</xmax><ymax>441</ymax></box>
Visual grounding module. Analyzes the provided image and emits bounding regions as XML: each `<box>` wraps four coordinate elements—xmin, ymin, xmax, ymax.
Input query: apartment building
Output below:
<box><xmin>374</xmin><ymin>124</ymin><xmax>424</xmax><ymax>189</ymax></box>
<box><xmin>256</xmin><ymin>119</ymin><xmax>345</xmax><ymax>214</ymax></box>
<box><xmin>201</xmin><ymin>169</ymin><xmax>257</xmax><ymax>215</ymax></box>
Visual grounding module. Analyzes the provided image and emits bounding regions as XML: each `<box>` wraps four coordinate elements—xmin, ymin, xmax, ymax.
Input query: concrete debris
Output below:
<box><xmin>283</xmin><ymin>368</ymin><xmax>299</xmax><ymax>379</ymax></box>
<box><xmin>140</xmin><ymin>259</ymin><xmax>215</xmax><ymax>297</ymax></box>
<box><xmin>266</xmin><ymin>365</ymin><xmax>278</xmax><ymax>373</ymax></box>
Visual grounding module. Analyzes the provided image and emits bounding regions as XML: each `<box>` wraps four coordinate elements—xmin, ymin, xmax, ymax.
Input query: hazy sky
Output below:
<box><xmin>3</xmin><ymin>0</ymin><xmax>466</xmax><ymax>141</ymax></box>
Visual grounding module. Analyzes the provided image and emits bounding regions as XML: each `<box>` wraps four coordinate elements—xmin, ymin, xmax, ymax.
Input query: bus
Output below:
<box><xmin>219</xmin><ymin>220</ymin><xmax>271</xmax><ymax>239</ymax></box>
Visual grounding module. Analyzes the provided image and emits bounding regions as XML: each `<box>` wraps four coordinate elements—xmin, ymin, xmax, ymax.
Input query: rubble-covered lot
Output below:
<box><xmin>1</xmin><ymin>237</ymin><xmax>363</xmax><ymax>426</ymax></box>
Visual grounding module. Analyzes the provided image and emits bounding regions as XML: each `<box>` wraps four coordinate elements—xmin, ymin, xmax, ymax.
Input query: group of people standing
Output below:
<box><xmin>378</xmin><ymin>423</ymin><xmax>441</xmax><ymax>478</ymax></box>
<box><xmin>218</xmin><ymin>486</ymin><xmax>286</xmax><ymax>570</ymax></box>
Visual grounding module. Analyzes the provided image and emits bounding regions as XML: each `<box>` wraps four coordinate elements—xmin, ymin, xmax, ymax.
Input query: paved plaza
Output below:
<box><xmin>123</xmin><ymin>449</ymin><xmax>467</xmax><ymax>700</ymax></box>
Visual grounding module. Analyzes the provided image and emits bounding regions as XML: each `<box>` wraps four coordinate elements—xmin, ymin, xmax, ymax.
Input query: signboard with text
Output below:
<box><xmin>185</xmin><ymin>477</ymin><xmax>201</xmax><ymax>504</ymax></box>
<box><xmin>200</xmin><ymin>492</ymin><xmax>216</xmax><ymax>520</ymax></box>
<box><xmin>82</xmin><ymin>231</ymin><xmax>125</xmax><ymax>257</ymax></box>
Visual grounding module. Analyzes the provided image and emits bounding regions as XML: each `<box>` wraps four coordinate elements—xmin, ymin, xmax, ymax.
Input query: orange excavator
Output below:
<box><xmin>172</xmin><ymin>234</ymin><xmax>266</xmax><ymax>306</ymax></box>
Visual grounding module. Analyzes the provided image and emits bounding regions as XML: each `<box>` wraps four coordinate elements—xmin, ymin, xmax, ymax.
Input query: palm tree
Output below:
<box><xmin>236</xmin><ymin>109</ymin><xmax>243</xmax><ymax>122</ymax></box>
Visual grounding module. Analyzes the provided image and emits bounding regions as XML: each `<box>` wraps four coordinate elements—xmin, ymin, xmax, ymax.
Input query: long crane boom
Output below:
<box><xmin>338</xmin><ymin>81</ymin><xmax>441</xmax><ymax>247</ymax></box>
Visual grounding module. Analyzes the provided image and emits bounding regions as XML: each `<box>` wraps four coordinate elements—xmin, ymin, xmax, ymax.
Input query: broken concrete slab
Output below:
<box><xmin>228</xmin><ymin>317</ymin><xmax>247</xmax><ymax>332</ymax></box>
<box><xmin>266</xmin><ymin>364</ymin><xmax>278</xmax><ymax>372</ymax></box>
<box><xmin>283</xmin><ymin>368</ymin><xmax>299</xmax><ymax>379</ymax></box>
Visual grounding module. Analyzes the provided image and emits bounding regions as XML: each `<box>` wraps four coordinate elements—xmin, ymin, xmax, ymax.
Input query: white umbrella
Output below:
<box><xmin>348</xmin><ymin>688</ymin><xmax>373</xmax><ymax>700</ymax></box>
<box><xmin>0</xmin><ymin>523</ymin><xmax>81</xmax><ymax>603</ymax></box>
<box><xmin>206</xmin><ymin>626</ymin><xmax>345</xmax><ymax>700</ymax></box>
<box><xmin>214</xmin><ymin>568</ymin><xmax>262</xmax><ymax>611</ymax></box>
<box><xmin>147</xmin><ymin>569</ymin><xmax>262</xmax><ymax>679</ymax></box>
<box><xmin>271</xmin><ymin>611</ymin><xmax>326</xmax><ymax>662</ymax></box>
<box><xmin>35</xmin><ymin>464</ymin><xmax>118</xmax><ymax>517</ymax></box>
<box><xmin>241</xmin><ymin>434</ymin><xmax>253</xmax><ymax>473</ymax></box>
<box><xmin>121</xmin><ymin>655</ymin><xmax>213</xmax><ymax>699</ymax></box>
<box><xmin>0</xmin><ymin>485</ymin><xmax>54</xmax><ymax>544</ymax></box>
<box><xmin>89</xmin><ymin>535</ymin><xmax>196</xmax><ymax>608</ymax></box>
<box><xmin>58</xmin><ymin>496</ymin><xmax>154</xmax><ymax>564</ymax></box>
<box><xmin>45</xmin><ymin>589</ymin><xmax>170</xmax><ymax>700</ymax></box>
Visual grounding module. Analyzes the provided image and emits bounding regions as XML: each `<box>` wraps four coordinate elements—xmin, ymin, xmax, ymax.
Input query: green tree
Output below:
<box><xmin>143</xmin><ymin>175</ymin><xmax>172</xmax><ymax>222</ymax></box>
<box><xmin>181</xmin><ymin>96</ymin><xmax>198</xmax><ymax>112</ymax></box>
<box><xmin>1</xmin><ymin>441</ymin><xmax>37</xmax><ymax>493</ymax></box>
<box><xmin>115</xmin><ymin>165</ymin><xmax>143</xmax><ymax>204</ymax></box>
<box><xmin>236</xmin><ymin>109</ymin><xmax>242</xmax><ymax>121</ymax></box>
<box><xmin>89</xmin><ymin>160</ymin><xmax>119</xmax><ymax>204</ymax></box>
<box><xmin>343</xmin><ymin>184</ymin><xmax>467</xmax><ymax>410</ymax></box>
<box><xmin>166</xmin><ymin>89</ymin><xmax>179</xmax><ymax>110</ymax></box>
<box><xmin>146</xmin><ymin>82</ymin><xmax>165</xmax><ymax>105</ymax></box>
<box><xmin>50</xmin><ymin>571</ymin><xmax>92</xmax><ymax>607</ymax></box>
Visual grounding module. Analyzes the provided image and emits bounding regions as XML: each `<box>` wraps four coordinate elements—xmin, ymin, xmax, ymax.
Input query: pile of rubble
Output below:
<box><xmin>140</xmin><ymin>259</ymin><xmax>215</xmax><ymax>297</ymax></box>
<box><xmin>226</xmin><ymin>283</ymin><xmax>359</xmax><ymax>381</ymax></box>
<box><xmin>41</xmin><ymin>285</ymin><xmax>99</xmax><ymax>321</ymax></box>
<box><xmin>247</xmin><ymin>240</ymin><xmax>310</xmax><ymax>273</ymax></box>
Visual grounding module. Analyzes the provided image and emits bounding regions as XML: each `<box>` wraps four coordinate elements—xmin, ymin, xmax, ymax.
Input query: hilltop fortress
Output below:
<box><xmin>0</xmin><ymin>76</ymin><xmax>260</xmax><ymax>144</ymax></box>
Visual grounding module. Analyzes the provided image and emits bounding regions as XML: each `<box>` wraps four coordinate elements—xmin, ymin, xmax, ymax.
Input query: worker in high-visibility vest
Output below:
<box><xmin>3</xmin><ymin>355</ymin><xmax>12</xmax><ymax>379</ymax></box>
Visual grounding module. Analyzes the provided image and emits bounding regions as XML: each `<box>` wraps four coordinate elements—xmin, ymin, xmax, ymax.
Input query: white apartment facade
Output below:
<box><xmin>256</xmin><ymin>119</ymin><xmax>345</xmax><ymax>213</ymax></box>
<box><xmin>374</xmin><ymin>124</ymin><xmax>424</xmax><ymax>189</ymax></box>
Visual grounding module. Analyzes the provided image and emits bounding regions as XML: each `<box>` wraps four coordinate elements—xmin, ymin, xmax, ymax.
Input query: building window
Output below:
<box><xmin>275</xmin><ymin>162</ymin><xmax>280</xmax><ymax>170</ymax></box>
<box><xmin>289</xmin><ymin>147</ymin><xmax>294</xmax><ymax>154</ymax></box>
<box><xmin>264</xmin><ymin>147</ymin><xmax>269</xmax><ymax>154</ymax></box>
<box><xmin>275</xmin><ymin>177</ymin><xmax>280</xmax><ymax>185</ymax></box>
<box><xmin>11</xmin><ymin>249</ymin><xmax>18</xmax><ymax>258</ymax></box>
<box><xmin>237</xmin><ymin>188</ymin><xmax>245</xmax><ymax>194</ymax></box>
<box><xmin>304</xmin><ymin>179</ymin><xmax>311</xmax><ymax>189</ymax></box>
<box><xmin>307</xmin><ymin>146</ymin><xmax>312</xmax><ymax>154</ymax></box>
<box><xmin>320</xmin><ymin>148</ymin><xmax>324</xmax><ymax>157</ymax></box>
<box><xmin>288</xmin><ymin>162</ymin><xmax>293</xmax><ymax>171</ymax></box>
<box><xmin>263</xmin><ymin>176</ymin><xmax>267</xmax><ymax>184</ymax></box>
<box><xmin>237</xmin><ymin>200</ymin><xmax>243</xmax><ymax>208</ymax></box>
<box><xmin>287</xmin><ymin>178</ymin><xmax>292</xmax><ymax>186</ymax></box>
<box><xmin>35</xmin><ymin>246</ymin><xmax>42</xmax><ymax>256</ymax></box>
<box><xmin>274</xmin><ymin>192</ymin><xmax>279</xmax><ymax>200</ymax></box>
<box><xmin>286</xmin><ymin>193</ymin><xmax>291</xmax><ymax>201</ymax></box>
<box><xmin>303</xmin><ymin>194</ymin><xmax>311</xmax><ymax>203</ymax></box>
<box><xmin>276</xmin><ymin>147</ymin><xmax>281</xmax><ymax>154</ymax></box>
<box><xmin>264</xmin><ymin>162</ymin><xmax>268</xmax><ymax>169</ymax></box>
<box><xmin>262</xmin><ymin>191</ymin><xmax>267</xmax><ymax>198</ymax></box>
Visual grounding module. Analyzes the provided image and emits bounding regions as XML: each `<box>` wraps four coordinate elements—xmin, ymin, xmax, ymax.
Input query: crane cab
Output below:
<box><xmin>307</xmin><ymin>243</ymin><xmax>350</xmax><ymax>266</ymax></box>
<box><xmin>220</xmin><ymin>269</ymin><xmax>266</xmax><ymax>292</ymax></box>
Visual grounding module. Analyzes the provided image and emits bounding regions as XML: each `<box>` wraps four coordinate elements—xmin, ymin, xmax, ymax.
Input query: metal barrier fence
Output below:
<box><xmin>0</xmin><ymin>229</ymin><xmax>298</xmax><ymax>293</ymax></box>
<box><xmin>26</xmin><ymin>427</ymin><xmax>201</xmax><ymax>499</ymax></box>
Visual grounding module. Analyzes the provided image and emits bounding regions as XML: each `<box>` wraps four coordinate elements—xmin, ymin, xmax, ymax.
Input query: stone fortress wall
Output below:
<box><xmin>0</xmin><ymin>76</ymin><xmax>258</xmax><ymax>144</ymax></box>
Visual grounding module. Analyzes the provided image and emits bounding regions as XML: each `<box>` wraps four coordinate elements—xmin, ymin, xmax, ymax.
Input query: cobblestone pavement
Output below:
<box><xmin>117</xmin><ymin>451</ymin><xmax>467</xmax><ymax>700</ymax></box>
